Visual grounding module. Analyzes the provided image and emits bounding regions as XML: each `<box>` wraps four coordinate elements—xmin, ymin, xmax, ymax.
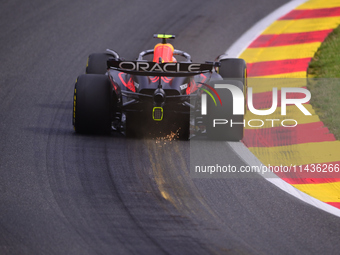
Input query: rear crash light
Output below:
<box><xmin>153</xmin><ymin>107</ymin><xmax>163</xmax><ymax>121</ymax></box>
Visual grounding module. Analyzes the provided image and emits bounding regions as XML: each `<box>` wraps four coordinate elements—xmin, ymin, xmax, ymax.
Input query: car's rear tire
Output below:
<box><xmin>73</xmin><ymin>74</ymin><xmax>113</xmax><ymax>134</ymax></box>
<box><xmin>205</xmin><ymin>58</ymin><xmax>246</xmax><ymax>141</ymax></box>
<box><xmin>219</xmin><ymin>58</ymin><xmax>247</xmax><ymax>87</ymax></box>
<box><xmin>219</xmin><ymin>57</ymin><xmax>247</xmax><ymax>113</ymax></box>
<box><xmin>206</xmin><ymin>79</ymin><xmax>245</xmax><ymax>141</ymax></box>
<box><xmin>86</xmin><ymin>53</ymin><xmax>111</xmax><ymax>75</ymax></box>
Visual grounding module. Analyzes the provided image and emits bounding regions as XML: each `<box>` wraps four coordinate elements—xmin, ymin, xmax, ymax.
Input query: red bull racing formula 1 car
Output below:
<box><xmin>73</xmin><ymin>34</ymin><xmax>247</xmax><ymax>140</ymax></box>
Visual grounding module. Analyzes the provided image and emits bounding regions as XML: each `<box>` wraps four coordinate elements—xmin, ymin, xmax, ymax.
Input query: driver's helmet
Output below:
<box><xmin>153</xmin><ymin>43</ymin><xmax>177</xmax><ymax>63</ymax></box>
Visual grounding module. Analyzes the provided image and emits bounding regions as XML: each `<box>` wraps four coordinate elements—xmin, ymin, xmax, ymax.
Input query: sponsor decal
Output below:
<box><xmin>108</xmin><ymin>60</ymin><xmax>213</xmax><ymax>74</ymax></box>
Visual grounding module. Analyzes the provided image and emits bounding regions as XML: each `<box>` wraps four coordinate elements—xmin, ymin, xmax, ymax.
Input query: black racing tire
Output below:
<box><xmin>86</xmin><ymin>53</ymin><xmax>111</xmax><ymax>75</ymax></box>
<box><xmin>219</xmin><ymin>58</ymin><xmax>247</xmax><ymax>91</ymax></box>
<box><xmin>73</xmin><ymin>74</ymin><xmax>113</xmax><ymax>134</ymax></box>
<box><xmin>219</xmin><ymin>58</ymin><xmax>246</xmax><ymax>78</ymax></box>
<box><xmin>206</xmin><ymin>58</ymin><xmax>246</xmax><ymax>141</ymax></box>
<box><xmin>206</xmin><ymin>80</ymin><xmax>244</xmax><ymax>141</ymax></box>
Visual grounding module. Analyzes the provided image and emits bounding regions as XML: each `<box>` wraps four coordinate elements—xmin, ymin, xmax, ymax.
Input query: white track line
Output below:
<box><xmin>229</xmin><ymin>142</ymin><xmax>340</xmax><ymax>217</ymax></box>
<box><xmin>227</xmin><ymin>0</ymin><xmax>308</xmax><ymax>58</ymax></box>
<box><xmin>226</xmin><ymin>0</ymin><xmax>340</xmax><ymax>217</ymax></box>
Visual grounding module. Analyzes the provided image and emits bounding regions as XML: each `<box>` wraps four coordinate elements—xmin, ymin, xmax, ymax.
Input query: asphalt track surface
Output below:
<box><xmin>2</xmin><ymin>0</ymin><xmax>340</xmax><ymax>254</ymax></box>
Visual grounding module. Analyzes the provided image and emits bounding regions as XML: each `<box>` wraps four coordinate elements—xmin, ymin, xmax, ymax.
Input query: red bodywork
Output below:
<box><xmin>153</xmin><ymin>43</ymin><xmax>176</xmax><ymax>63</ymax></box>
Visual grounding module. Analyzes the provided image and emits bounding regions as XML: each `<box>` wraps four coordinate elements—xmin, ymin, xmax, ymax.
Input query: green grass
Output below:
<box><xmin>307</xmin><ymin>25</ymin><xmax>340</xmax><ymax>139</ymax></box>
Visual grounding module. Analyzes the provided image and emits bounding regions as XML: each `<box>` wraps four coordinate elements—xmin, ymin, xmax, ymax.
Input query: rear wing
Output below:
<box><xmin>107</xmin><ymin>59</ymin><xmax>220</xmax><ymax>77</ymax></box>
